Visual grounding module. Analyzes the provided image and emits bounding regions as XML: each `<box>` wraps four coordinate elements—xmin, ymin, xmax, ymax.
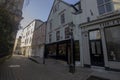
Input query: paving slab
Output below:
<box><xmin>0</xmin><ymin>55</ymin><xmax>120</xmax><ymax>80</ymax></box>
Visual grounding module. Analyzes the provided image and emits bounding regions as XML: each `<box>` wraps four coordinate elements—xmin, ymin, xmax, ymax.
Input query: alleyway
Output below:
<box><xmin>0</xmin><ymin>55</ymin><xmax>120</xmax><ymax>80</ymax></box>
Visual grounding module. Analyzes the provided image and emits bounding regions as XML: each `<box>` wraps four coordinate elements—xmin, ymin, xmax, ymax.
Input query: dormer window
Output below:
<box><xmin>97</xmin><ymin>0</ymin><xmax>113</xmax><ymax>15</ymax></box>
<box><xmin>53</xmin><ymin>4</ymin><xmax>59</xmax><ymax>13</ymax></box>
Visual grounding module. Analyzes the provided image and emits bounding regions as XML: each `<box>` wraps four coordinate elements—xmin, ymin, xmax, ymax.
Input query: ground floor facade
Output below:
<box><xmin>21</xmin><ymin>45</ymin><xmax>45</xmax><ymax>58</ymax></box>
<box><xmin>45</xmin><ymin>39</ymin><xmax>80</xmax><ymax>65</ymax></box>
<box><xmin>80</xmin><ymin>12</ymin><xmax>120</xmax><ymax>70</ymax></box>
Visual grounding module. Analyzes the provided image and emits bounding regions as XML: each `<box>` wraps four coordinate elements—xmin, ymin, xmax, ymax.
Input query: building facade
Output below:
<box><xmin>21</xmin><ymin>19</ymin><xmax>43</xmax><ymax>57</ymax></box>
<box><xmin>32</xmin><ymin>22</ymin><xmax>47</xmax><ymax>58</ymax></box>
<box><xmin>74</xmin><ymin>0</ymin><xmax>120</xmax><ymax>70</ymax></box>
<box><xmin>13</xmin><ymin>36</ymin><xmax>22</xmax><ymax>55</ymax></box>
<box><xmin>45</xmin><ymin>0</ymin><xmax>81</xmax><ymax>65</ymax></box>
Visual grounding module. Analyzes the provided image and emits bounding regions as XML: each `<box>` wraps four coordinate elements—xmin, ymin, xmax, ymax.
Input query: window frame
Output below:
<box><xmin>56</xmin><ymin>31</ymin><xmax>60</xmax><ymax>41</ymax></box>
<box><xmin>65</xmin><ymin>27</ymin><xmax>70</xmax><ymax>39</ymax></box>
<box><xmin>104</xmin><ymin>26</ymin><xmax>120</xmax><ymax>62</ymax></box>
<box><xmin>97</xmin><ymin>0</ymin><xmax>113</xmax><ymax>15</ymax></box>
<box><xmin>60</xmin><ymin>13</ymin><xmax>65</xmax><ymax>24</ymax></box>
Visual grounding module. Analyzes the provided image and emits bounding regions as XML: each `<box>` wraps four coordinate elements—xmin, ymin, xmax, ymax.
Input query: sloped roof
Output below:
<box><xmin>47</xmin><ymin>0</ymin><xmax>74</xmax><ymax>21</ymax></box>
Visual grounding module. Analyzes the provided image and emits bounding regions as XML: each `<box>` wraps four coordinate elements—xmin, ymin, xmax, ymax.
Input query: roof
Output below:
<box><xmin>23</xmin><ymin>19</ymin><xmax>43</xmax><ymax>30</ymax></box>
<box><xmin>47</xmin><ymin>0</ymin><xmax>78</xmax><ymax>21</ymax></box>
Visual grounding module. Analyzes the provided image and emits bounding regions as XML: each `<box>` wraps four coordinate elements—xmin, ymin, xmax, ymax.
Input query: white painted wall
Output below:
<box><xmin>21</xmin><ymin>20</ymin><xmax>43</xmax><ymax>56</ymax></box>
<box><xmin>76</xmin><ymin>0</ymin><xmax>120</xmax><ymax>69</ymax></box>
<box><xmin>46</xmin><ymin>0</ymin><xmax>79</xmax><ymax>44</ymax></box>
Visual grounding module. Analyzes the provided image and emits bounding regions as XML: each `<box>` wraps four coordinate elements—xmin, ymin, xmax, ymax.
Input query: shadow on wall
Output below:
<box><xmin>31</xmin><ymin>22</ymin><xmax>47</xmax><ymax>58</ymax></box>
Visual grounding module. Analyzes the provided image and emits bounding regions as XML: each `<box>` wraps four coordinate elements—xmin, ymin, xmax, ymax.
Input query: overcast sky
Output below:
<box><xmin>20</xmin><ymin>0</ymin><xmax>79</xmax><ymax>28</ymax></box>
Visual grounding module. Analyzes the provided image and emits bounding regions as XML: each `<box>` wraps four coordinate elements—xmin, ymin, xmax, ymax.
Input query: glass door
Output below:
<box><xmin>89</xmin><ymin>30</ymin><xmax>104</xmax><ymax>66</ymax></box>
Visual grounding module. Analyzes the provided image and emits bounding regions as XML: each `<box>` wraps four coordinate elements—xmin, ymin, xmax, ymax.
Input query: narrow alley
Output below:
<box><xmin>0</xmin><ymin>55</ymin><xmax>120</xmax><ymax>80</ymax></box>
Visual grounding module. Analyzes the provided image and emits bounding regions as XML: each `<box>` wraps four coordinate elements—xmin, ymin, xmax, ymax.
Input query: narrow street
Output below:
<box><xmin>0</xmin><ymin>55</ymin><xmax>120</xmax><ymax>80</ymax></box>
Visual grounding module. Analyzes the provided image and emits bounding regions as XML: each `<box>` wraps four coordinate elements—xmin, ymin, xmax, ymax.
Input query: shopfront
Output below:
<box><xmin>45</xmin><ymin>40</ymin><xmax>70</xmax><ymax>62</ymax></box>
<box><xmin>104</xmin><ymin>26</ymin><xmax>120</xmax><ymax>62</ymax></box>
<box><xmin>45</xmin><ymin>40</ymin><xmax>80</xmax><ymax>64</ymax></box>
<box><xmin>80</xmin><ymin>13</ymin><xmax>120</xmax><ymax>70</ymax></box>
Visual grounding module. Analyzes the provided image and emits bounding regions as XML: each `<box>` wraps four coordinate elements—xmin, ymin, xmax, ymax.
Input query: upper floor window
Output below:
<box><xmin>49</xmin><ymin>20</ymin><xmax>52</xmax><ymax>31</ymax></box>
<box><xmin>97</xmin><ymin>0</ymin><xmax>113</xmax><ymax>15</ymax></box>
<box><xmin>61</xmin><ymin>13</ymin><xmax>65</xmax><ymax>24</ymax></box>
<box><xmin>56</xmin><ymin>31</ymin><xmax>60</xmax><ymax>41</ymax></box>
<box><xmin>65</xmin><ymin>27</ymin><xmax>70</xmax><ymax>39</ymax></box>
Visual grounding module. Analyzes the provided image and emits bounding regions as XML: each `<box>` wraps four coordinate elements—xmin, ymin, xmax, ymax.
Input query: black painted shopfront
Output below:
<box><xmin>44</xmin><ymin>40</ymin><xmax>80</xmax><ymax>64</ymax></box>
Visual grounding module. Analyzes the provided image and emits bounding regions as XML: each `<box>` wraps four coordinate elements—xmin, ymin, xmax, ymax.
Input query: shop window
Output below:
<box><xmin>97</xmin><ymin>0</ymin><xmax>113</xmax><ymax>15</ymax></box>
<box><xmin>74</xmin><ymin>41</ymin><xmax>80</xmax><ymax>61</ymax></box>
<box><xmin>59</xmin><ymin>44</ymin><xmax>66</xmax><ymax>57</ymax></box>
<box><xmin>105</xmin><ymin>26</ymin><xmax>120</xmax><ymax>61</ymax></box>
<box><xmin>47</xmin><ymin>44</ymin><xmax>57</xmax><ymax>58</ymax></box>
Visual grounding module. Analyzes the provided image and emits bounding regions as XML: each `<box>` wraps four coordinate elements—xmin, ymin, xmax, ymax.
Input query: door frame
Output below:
<box><xmin>88</xmin><ymin>29</ymin><xmax>105</xmax><ymax>67</ymax></box>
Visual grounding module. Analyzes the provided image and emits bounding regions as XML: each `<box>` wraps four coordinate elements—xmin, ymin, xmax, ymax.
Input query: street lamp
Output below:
<box><xmin>68</xmin><ymin>22</ymin><xmax>75</xmax><ymax>73</ymax></box>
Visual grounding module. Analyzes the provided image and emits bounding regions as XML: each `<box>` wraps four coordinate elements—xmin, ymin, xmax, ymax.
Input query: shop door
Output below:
<box><xmin>90</xmin><ymin>40</ymin><xmax>104</xmax><ymax>67</ymax></box>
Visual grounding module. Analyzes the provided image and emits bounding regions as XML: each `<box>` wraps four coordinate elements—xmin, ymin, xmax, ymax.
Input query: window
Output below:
<box><xmin>56</xmin><ymin>31</ymin><xmax>60</xmax><ymax>41</ymax></box>
<box><xmin>29</xmin><ymin>37</ymin><xmax>32</xmax><ymax>43</ymax></box>
<box><xmin>105</xmin><ymin>26</ymin><xmax>120</xmax><ymax>61</ymax></box>
<box><xmin>75</xmin><ymin>41</ymin><xmax>80</xmax><ymax>61</ymax></box>
<box><xmin>61</xmin><ymin>13</ymin><xmax>65</xmax><ymax>24</ymax></box>
<box><xmin>97</xmin><ymin>0</ymin><xmax>113</xmax><ymax>15</ymax></box>
<box><xmin>89</xmin><ymin>30</ymin><xmax>101</xmax><ymax>40</ymax></box>
<box><xmin>65</xmin><ymin>27</ymin><xmax>70</xmax><ymax>39</ymax></box>
<box><xmin>50</xmin><ymin>20</ymin><xmax>52</xmax><ymax>31</ymax></box>
<box><xmin>49</xmin><ymin>34</ymin><xmax>52</xmax><ymax>43</ymax></box>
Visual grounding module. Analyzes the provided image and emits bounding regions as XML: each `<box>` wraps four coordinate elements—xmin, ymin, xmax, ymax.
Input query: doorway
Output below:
<box><xmin>90</xmin><ymin>40</ymin><xmax>104</xmax><ymax>66</ymax></box>
<box><xmin>89</xmin><ymin>30</ymin><xmax>104</xmax><ymax>67</ymax></box>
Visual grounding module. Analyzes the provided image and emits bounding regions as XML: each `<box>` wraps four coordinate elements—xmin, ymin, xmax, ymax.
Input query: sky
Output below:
<box><xmin>20</xmin><ymin>0</ymin><xmax>80</xmax><ymax>28</ymax></box>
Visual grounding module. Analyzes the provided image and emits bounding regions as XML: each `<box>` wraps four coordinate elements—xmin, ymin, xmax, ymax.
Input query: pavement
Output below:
<box><xmin>0</xmin><ymin>55</ymin><xmax>120</xmax><ymax>80</ymax></box>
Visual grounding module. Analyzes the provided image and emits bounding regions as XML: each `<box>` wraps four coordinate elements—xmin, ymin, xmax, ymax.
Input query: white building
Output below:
<box><xmin>21</xmin><ymin>19</ymin><xmax>43</xmax><ymax>57</ymax></box>
<box><xmin>45</xmin><ymin>0</ymin><xmax>81</xmax><ymax>65</ymax></box>
<box><xmin>74</xmin><ymin>0</ymin><xmax>120</xmax><ymax>70</ymax></box>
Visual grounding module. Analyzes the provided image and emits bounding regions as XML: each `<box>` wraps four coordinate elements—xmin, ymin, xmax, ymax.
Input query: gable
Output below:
<box><xmin>47</xmin><ymin>0</ymin><xmax>72</xmax><ymax>22</ymax></box>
